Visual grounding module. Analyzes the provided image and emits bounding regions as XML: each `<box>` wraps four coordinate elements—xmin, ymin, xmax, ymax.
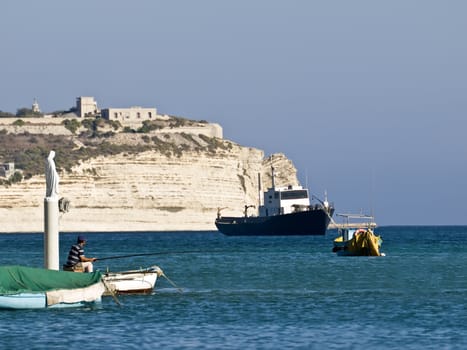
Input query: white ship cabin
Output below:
<box><xmin>259</xmin><ymin>185</ymin><xmax>310</xmax><ymax>217</ymax></box>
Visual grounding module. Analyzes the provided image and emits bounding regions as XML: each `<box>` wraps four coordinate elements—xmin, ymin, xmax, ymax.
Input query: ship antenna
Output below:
<box><xmin>323</xmin><ymin>190</ymin><xmax>329</xmax><ymax>208</ymax></box>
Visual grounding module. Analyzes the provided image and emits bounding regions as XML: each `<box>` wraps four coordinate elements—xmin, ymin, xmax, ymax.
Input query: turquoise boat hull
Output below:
<box><xmin>0</xmin><ymin>292</ymin><xmax>102</xmax><ymax>309</ymax></box>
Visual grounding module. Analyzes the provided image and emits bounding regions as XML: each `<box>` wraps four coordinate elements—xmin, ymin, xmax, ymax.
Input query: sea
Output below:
<box><xmin>0</xmin><ymin>226</ymin><xmax>467</xmax><ymax>349</ymax></box>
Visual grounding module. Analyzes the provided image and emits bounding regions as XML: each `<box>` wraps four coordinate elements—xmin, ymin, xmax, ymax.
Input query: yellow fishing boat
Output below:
<box><xmin>332</xmin><ymin>214</ymin><xmax>384</xmax><ymax>256</ymax></box>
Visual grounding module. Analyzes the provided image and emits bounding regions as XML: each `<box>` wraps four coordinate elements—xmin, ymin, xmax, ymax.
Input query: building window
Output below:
<box><xmin>148</xmin><ymin>112</ymin><xmax>152</xmax><ymax>118</ymax></box>
<box><xmin>137</xmin><ymin>112</ymin><xmax>141</xmax><ymax>118</ymax></box>
<box><xmin>114</xmin><ymin>113</ymin><xmax>118</xmax><ymax>119</ymax></box>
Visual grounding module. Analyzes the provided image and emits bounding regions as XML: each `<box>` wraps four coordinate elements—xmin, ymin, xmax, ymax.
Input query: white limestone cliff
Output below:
<box><xmin>0</xmin><ymin>146</ymin><xmax>299</xmax><ymax>232</ymax></box>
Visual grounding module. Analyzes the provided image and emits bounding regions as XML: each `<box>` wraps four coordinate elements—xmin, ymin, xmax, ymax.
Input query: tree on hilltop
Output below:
<box><xmin>16</xmin><ymin>108</ymin><xmax>43</xmax><ymax>118</ymax></box>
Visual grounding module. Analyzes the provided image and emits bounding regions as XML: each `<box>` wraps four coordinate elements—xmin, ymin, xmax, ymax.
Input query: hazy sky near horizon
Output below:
<box><xmin>1</xmin><ymin>1</ymin><xmax>466</xmax><ymax>225</ymax></box>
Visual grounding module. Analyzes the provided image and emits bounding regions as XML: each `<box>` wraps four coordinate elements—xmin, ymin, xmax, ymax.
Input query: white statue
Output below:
<box><xmin>45</xmin><ymin>150</ymin><xmax>59</xmax><ymax>198</ymax></box>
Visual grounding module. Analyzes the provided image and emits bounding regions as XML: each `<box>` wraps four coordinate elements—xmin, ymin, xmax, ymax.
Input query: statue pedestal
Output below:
<box><xmin>44</xmin><ymin>197</ymin><xmax>59</xmax><ymax>270</ymax></box>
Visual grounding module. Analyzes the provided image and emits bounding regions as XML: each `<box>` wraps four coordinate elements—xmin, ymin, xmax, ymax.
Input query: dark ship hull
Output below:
<box><xmin>215</xmin><ymin>207</ymin><xmax>334</xmax><ymax>236</ymax></box>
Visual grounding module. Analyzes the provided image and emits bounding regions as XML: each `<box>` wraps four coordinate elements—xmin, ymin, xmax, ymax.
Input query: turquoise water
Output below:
<box><xmin>1</xmin><ymin>227</ymin><xmax>467</xmax><ymax>349</ymax></box>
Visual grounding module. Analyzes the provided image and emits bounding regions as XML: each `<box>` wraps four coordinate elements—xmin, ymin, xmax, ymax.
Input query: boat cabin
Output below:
<box><xmin>335</xmin><ymin>213</ymin><xmax>377</xmax><ymax>240</ymax></box>
<box><xmin>259</xmin><ymin>185</ymin><xmax>311</xmax><ymax>216</ymax></box>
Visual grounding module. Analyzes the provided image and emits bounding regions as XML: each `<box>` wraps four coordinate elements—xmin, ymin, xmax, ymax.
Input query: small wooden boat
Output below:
<box><xmin>332</xmin><ymin>214</ymin><xmax>383</xmax><ymax>256</ymax></box>
<box><xmin>102</xmin><ymin>265</ymin><xmax>163</xmax><ymax>295</ymax></box>
<box><xmin>0</xmin><ymin>265</ymin><xmax>105</xmax><ymax>309</ymax></box>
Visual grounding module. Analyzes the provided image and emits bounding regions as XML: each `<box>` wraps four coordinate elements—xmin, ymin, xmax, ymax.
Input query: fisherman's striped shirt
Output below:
<box><xmin>65</xmin><ymin>244</ymin><xmax>83</xmax><ymax>267</ymax></box>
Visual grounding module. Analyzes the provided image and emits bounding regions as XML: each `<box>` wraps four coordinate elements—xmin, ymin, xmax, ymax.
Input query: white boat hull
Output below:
<box><xmin>102</xmin><ymin>266</ymin><xmax>162</xmax><ymax>295</ymax></box>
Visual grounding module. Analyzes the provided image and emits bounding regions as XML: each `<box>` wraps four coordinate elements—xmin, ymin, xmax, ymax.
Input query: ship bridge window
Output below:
<box><xmin>280</xmin><ymin>190</ymin><xmax>308</xmax><ymax>200</ymax></box>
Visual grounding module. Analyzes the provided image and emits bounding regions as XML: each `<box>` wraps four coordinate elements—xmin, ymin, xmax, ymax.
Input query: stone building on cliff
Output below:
<box><xmin>101</xmin><ymin>106</ymin><xmax>157</xmax><ymax>124</ymax></box>
<box><xmin>0</xmin><ymin>162</ymin><xmax>15</xmax><ymax>178</ymax></box>
<box><xmin>76</xmin><ymin>96</ymin><xmax>159</xmax><ymax>126</ymax></box>
<box><xmin>76</xmin><ymin>96</ymin><xmax>99</xmax><ymax>117</ymax></box>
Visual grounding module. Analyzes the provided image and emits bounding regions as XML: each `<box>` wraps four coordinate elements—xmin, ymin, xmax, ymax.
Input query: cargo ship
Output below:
<box><xmin>215</xmin><ymin>167</ymin><xmax>334</xmax><ymax>236</ymax></box>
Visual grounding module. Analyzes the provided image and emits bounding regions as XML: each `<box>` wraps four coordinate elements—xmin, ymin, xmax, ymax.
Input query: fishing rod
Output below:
<box><xmin>95</xmin><ymin>250</ymin><xmax>225</xmax><ymax>261</ymax></box>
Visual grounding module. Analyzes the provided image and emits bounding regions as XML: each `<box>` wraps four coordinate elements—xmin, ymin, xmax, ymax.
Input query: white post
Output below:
<box><xmin>44</xmin><ymin>150</ymin><xmax>60</xmax><ymax>270</ymax></box>
<box><xmin>44</xmin><ymin>197</ymin><xmax>59</xmax><ymax>270</ymax></box>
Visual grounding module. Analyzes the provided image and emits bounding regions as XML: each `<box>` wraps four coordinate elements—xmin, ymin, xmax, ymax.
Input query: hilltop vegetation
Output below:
<box><xmin>0</xmin><ymin>108</ymin><xmax>43</xmax><ymax>118</ymax></box>
<box><xmin>0</xmin><ymin>116</ymin><xmax>231</xmax><ymax>185</ymax></box>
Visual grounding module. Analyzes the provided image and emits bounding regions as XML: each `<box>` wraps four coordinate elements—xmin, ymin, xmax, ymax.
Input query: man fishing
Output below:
<box><xmin>63</xmin><ymin>235</ymin><xmax>97</xmax><ymax>272</ymax></box>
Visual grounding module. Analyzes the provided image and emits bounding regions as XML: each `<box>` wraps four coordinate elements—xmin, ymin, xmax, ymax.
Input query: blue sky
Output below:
<box><xmin>1</xmin><ymin>1</ymin><xmax>466</xmax><ymax>225</ymax></box>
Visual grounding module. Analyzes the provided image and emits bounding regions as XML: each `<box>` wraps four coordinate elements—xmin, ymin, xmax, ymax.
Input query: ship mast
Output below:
<box><xmin>258</xmin><ymin>173</ymin><xmax>262</xmax><ymax>207</ymax></box>
<box><xmin>271</xmin><ymin>165</ymin><xmax>275</xmax><ymax>189</ymax></box>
